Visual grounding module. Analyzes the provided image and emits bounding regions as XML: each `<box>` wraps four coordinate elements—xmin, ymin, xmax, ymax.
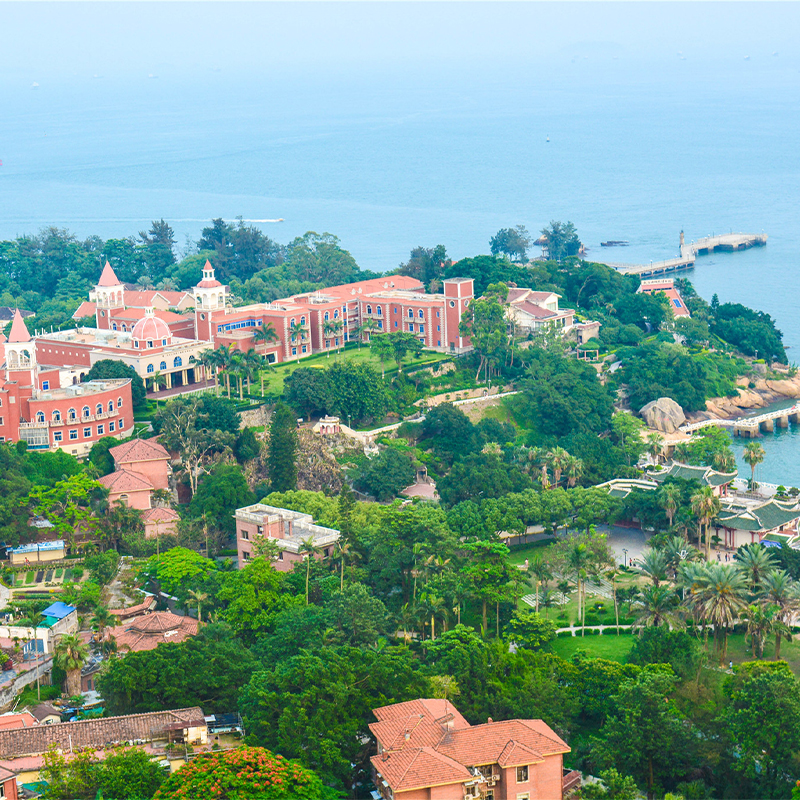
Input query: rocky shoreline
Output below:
<box><xmin>686</xmin><ymin>374</ymin><xmax>800</xmax><ymax>424</ymax></box>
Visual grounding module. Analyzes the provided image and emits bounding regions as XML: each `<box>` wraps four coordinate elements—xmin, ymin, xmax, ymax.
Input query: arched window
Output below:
<box><xmin>290</xmin><ymin>318</ymin><xmax>296</xmax><ymax>327</ymax></box>
<box><xmin>300</xmin><ymin>316</ymin><xmax>306</xmax><ymax>325</ymax></box>
<box><xmin>108</xmin><ymin>400</ymin><xmax>114</xmax><ymax>412</ymax></box>
<box><xmin>147</xmin><ymin>340</ymin><xmax>154</xmax><ymax>349</ymax></box>
<box><xmin>408</xmin><ymin>309</ymin><xmax>414</xmax><ymax>318</ymax></box>
<box><xmin>118</xmin><ymin>494</ymin><xmax>129</xmax><ymax>507</ymax></box>
<box><xmin>52</xmin><ymin>410</ymin><xmax>61</xmax><ymax>422</ymax></box>
<box><xmin>36</xmin><ymin>411</ymin><xmax>45</xmax><ymax>423</ymax></box>
<box><xmin>117</xmin><ymin>397</ymin><xmax>123</xmax><ymax>408</ymax></box>
<box><xmin>324</xmin><ymin>312</ymin><xmax>329</xmax><ymax>321</ymax></box>
<box><xmin>162</xmin><ymin>339</ymin><xmax>167</xmax><ymax>346</ymax></box>
<box><xmin>122</xmin><ymin>324</ymin><xmax>128</xmax><ymax>332</ymax></box>
<box><xmin>82</xmin><ymin>406</ymin><xmax>90</xmax><ymax>418</ymax></box>
<box><xmin>147</xmin><ymin>364</ymin><xmax>154</xmax><ymax>374</ymax></box>
<box><xmin>160</xmin><ymin>361</ymin><xmax>167</xmax><ymax>370</ymax></box>
<box><xmin>366</xmin><ymin>305</ymin><xmax>372</xmax><ymax>315</ymax></box>
<box><xmin>174</xmin><ymin>356</ymin><xmax>182</xmax><ymax>368</ymax></box>
<box><xmin>67</xmin><ymin>408</ymin><xmax>77</xmax><ymax>421</ymax></box>
<box><xmin>377</xmin><ymin>306</ymin><xmax>382</xmax><ymax>316</ymax></box>
<box><xmin>112</xmin><ymin>323</ymin><xmax>118</xmax><ymax>331</ymax></box>
<box><xmin>419</xmin><ymin>309</ymin><xmax>424</xmax><ymax>318</ymax></box>
<box><xmin>333</xmin><ymin>309</ymin><xmax>339</xmax><ymax>319</ymax></box>
<box><xmin>96</xmin><ymin>403</ymin><xmax>103</xmax><ymax>415</ymax></box>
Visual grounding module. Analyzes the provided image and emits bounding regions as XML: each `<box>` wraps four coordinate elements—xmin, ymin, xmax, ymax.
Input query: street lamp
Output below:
<box><xmin>622</xmin><ymin>548</ymin><xmax>628</xmax><ymax>568</ymax></box>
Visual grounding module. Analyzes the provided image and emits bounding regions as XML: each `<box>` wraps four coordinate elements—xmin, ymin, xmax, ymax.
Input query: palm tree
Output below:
<box><xmin>743</xmin><ymin>603</ymin><xmax>780</xmax><ymax>659</ymax></box>
<box><xmin>540</xmin><ymin>588</ymin><xmax>557</xmax><ymax>618</ymax></box>
<box><xmin>567</xmin><ymin>541</ymin><xmax>589</xmax><ymax>637</ymax></box>
<box><xmin>53</xmin><ymin>634</ymin><xmax>90</xmax><ymax>697</ymax></box>
<box><xmin>759</xmin><ymin>569</ymin><xmax>800</xmax><ymax>660</ymax></box>
<box><xmin>638</xmin><ymin>549</ymin><xmax>669</xmax><ymax>586</ymax></box>
<box><xmin>565</xmin><ymin>456</ymin><xmax>584</xmax><ymax>488</ymax></box>
<box><xmin>299</xmin><ymin>537</ymin><xmax>319</xmax><ymax>605</ymax></box>
<box><xmin>663</xmin><ymin>535</ymin><xmax>699</xmax><ymax>579</ymax></box>
<box><xmin>289</xmin><ymin>320</ymin><xmax>309</xmax><ymax>347</ymax></box>
<box><xmin>355</xmin><ymin>317</ymin><xmax>379</xmax><ymax>347</ymax></box>
<box><xmin>528</xmin><ymin>554</ymin><xmax>552</xmax><ymax>614</ymax></box>
<box><xmin>420</xmin><ymin>592</ymin><xmax>446</xmax><ymax>640</ymax></box>
<box><xmin>90</xmin><ymin>605</ymin><xmax>118</xmax><ymax>643</ymax></box>
<box><xmin>712</xmin><ymin>450</ymin><xmax>736</xmax><ymax>474</ymax></box>
<box><xmin>398</xmin><ymin>603</ymin><xmax>416</xmax><ymax>644</ymax></box>
<box><xmin>149</xmin><ymin>371</ymin><xmax>168</xmax><ymax>394</ymax></box>
<box><xmin>242</xmin><ymin>349</ymin><xmax>263</xmax><ymax>396</ymax></box>
<box><xmin>692</xmin><ymin>563</ymin><xmax>748</xmax><ymax>664</ymax></box>
<box><xmin>673</xmin><ymin>442</ymin><xmax>692</xmax><ymax>463</ymax></box>
<box><xmin>660</xmin><ymin>483</ymin><xmax>681</xmax><ymax>529</ymax></box>
<box><xmin>252</xmin><ymin>322</ymin><xmax>279</xmax><ymax>355</ymax></box>
<box><xmin>322</xmin><ymin>319</ymin><xmax>344</xmax><ymax>354</ymax></box>
<box><xmin>196</xmin><ymin>348</ymin><xmax>220</xmax><ymax>392</ymax></box>
<box><xmin>215</xmin><ymin>344</ymin><xmax>235</xmax><ymax>399</ymax></box>
<box><xmin>633</xmin><ymin>585</ymin><xmax>683</xmax><ymax>630</ymax></box>
<box><xmin>646</xmin><ymin>431</ymin><xmax>665</xmax><ymax>465</ymax></box>
<box><xmin>370</xmin><ymin>334</ymin><xmax>393</xmax><ymax>380</ymax></box>
<box><xmin>605</xmin><ymin>566</ymin><xmax>621</xmax><ymax>635</ymax></box>
<box><xmin>333</xmin><ymin>539</ymin><xmax>361</xmax><ymax>590</ymax></box>
<box><xmin>735</xmin><ymin>543</ymin><xmax>778</xmax><ymax>595</ymax></box>
<box><xmin>187</xmin><ymin>589</ymin><xmax>209</xmax><ymax>623</ymax></box>
<box><xmin>743</xmin><ymin>442</ymin><xmax>765</xmax><ymax>490</ymax></box>
<box><xmin>691</xmin><ymin>486</ymin><xmax>721</xmax><ymax>559</ymax></box>
<box><xmin>546</xmin><ymin>447</ymin><xmax>571</xmax><ymax>487</ymax></box>
<box><xmin>156</xmin><ymin>277</ymin><xmax>178</xmax><ymax>291</ymax></box>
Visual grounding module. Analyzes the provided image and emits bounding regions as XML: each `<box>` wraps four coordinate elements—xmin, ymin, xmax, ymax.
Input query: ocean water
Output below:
<box><xmin>1</xmin><ymin>38</ymin><xmax>799</xmax><ymax>482</ymax></box>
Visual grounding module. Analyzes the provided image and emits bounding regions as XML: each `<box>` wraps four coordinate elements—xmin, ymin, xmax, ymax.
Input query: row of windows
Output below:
<box><xmin>36</xmin><ymin>398</ymin><xmax>123</xmax><ymax>423</ymax></box>
<box><xmin>133</xmin><ymin>338</ymin><xmax>169</xmax><ymax>349</ymax></box>
<box><xmin>322</xmin><ymin>309</ymin><xmax>342</xmax><ymax>321</ymax></box>
<box><xmin>52</xmin><ymin>419</ymin><xmax>123</xmax><ymax>442</ymax></box>
<box><xmin>217</xmin><ymin>318</ymin><xmax>263</xmax><ymax>334</ymax></box>
<box><xmin>290</xmin><ymin>345</ymin><xmax>309</xmax><ymax>356</ymax></box>
<box><xmin>146</xmin><ymin>357</ymin><xmax>182</xmax><ymax>373</ymax></box>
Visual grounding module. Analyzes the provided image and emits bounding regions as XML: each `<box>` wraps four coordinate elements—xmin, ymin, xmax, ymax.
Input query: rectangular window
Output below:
<box><xmin>242</xmin><ymin>550</ymin><xmax>251</xmax><ymax>561</ymax></box>
<box><xmin>394</xmin><ymin>321</ymin><xmax>398</xmax><ymax>328</ymax></box>
<box><xmin>109</xmin><ymin>421</ymin><xmax>115</xmax><ymax>432</ymax></box>
<box><xmin>437</xmin><ymin>325</ymin><xmax>441</xmax><ymax>331</ymax></box>
<box><xmin>291</xmin><ymin>347</ymin><xmax>297</xmax><ymax>356</ymax></box>
<box><xmin>42</xmin><ymin>381</ymin><xmax>49</xmax><ymax>390</ymax></box>
<box><xmin>516</xmin><ymin>795</ymin><xmax>530</xmax><ymax>800</ymax></box>
<box><xmin>69</xmin><ymin>430</ymin><xmax>78</xmax><ymax>440</ymax></box>
<box><xmin>118</xmin><ymin>418</ymin><xmax>124</xmax><ymax>429</ymax></box>
<box><xmin>278</xmin><ymin>552</ymin><xmax>284</xmax><ymax>561</ymax></box>
<box><xmin>83</xmin><ymin>428</ymin><xmax>91</xmax><ymax>437</ymax></box>
<box><xmin>53</xmin><ymin>431</ymin><xmax>63</xmax><ymax>442</ymax></box>
<box><xmin>419</xmin><ymin>324</ymin><xmax>424</xmax><ymax>333</ymax></box>
<box><xmin>241</xmin><ymin>530</ymin><xmax>250</xmax><ymax>540</ymax></box>
<box><xmin>516</xmin><ymin>766</ymin><xmax>529</xmax><ymax>783</ymax></box>
<box><xmin>408</xmin><ymin>323</ymin><xmax>414</xmax><ymax>332</ymax></box>
<box><xmin>301</xmin><ymin>345</ymin><xmax>308</xmax><ymax>354</ymax></box>
<box><xmin>97</xmin><ymin>425</ymin><xmax>104</xmax><ymax>435</ymax></box>
<box><xmin>377</xmin><ymin>321</ymin><xmax>383</xmax><ymax>329</ymax></box>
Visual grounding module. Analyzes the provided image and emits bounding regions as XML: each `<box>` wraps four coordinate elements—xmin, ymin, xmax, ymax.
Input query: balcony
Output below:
<box><xmin>563</xmin><ymin>769</ymin><xmax>582</xmax><ymax>796</ymax></box>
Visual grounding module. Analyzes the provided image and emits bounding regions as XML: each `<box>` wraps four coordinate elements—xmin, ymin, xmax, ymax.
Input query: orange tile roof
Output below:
<box><xmin>0</xmin><ymin>712</ymin><xmax>37</xmax><ymax>731</ymax></box>
<box><xmin>371</xmin><ymin>747</ymin><xmax>471</xmax><ymax>792</ymax></box>
<box><xmin>99</xmin><ymin>469</ymin><xmax>154</xmax><ymax>494</ymax></box>
<box><xmin>8</xmin><ymin>309</ymin><xmax>31</xmax><ymax>343</ymax></box>
<box><xmin>110</xmin><ymin>595</ymin><xmax>156</xmax><ymax>618</ymax></box>
<box><xmin>142</xmin><ymin>507</ymin><xmax>180</xmax><ymax>524</ymax></box>
<box><xmin>72</xmin><ymin>301</ymin><xmax>98</xmax><ymax>319</ymax></box>
<box><xmin>109</xmin><ymin>307</ymin><xmax>187</xmax><ymax>323</ymax></box>
<box><xmin>111</xmin><ymin>611</ymin><xmax>198</xmax><ymax>653</ymax></box>
<box><xmin>110</xmin><ymin>437</ymin><xmax>170</xmax><ymax>463</ymax></box>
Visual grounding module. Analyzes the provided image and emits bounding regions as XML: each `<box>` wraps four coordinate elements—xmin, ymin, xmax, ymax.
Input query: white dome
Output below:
<box><xmin>132</xmin><ymin>314</ymin><xmax>172</xmax><ymax>345</ymax></box>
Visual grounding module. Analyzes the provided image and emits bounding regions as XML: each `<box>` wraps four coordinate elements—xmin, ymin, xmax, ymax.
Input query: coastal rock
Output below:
<box><xmin>766</xmin><ymin>379</ymin><xmax>800</xmax><ymax>399</ymax></box>
<box><xmin>640</xmin><ymin>397</ymin><xmax>686</xmax><ymax>433</ymax></box>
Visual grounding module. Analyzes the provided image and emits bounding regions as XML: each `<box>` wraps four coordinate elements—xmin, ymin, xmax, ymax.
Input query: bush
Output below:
<box><xmin>25</xmin><ymin>572</ymin><xmax>34</xmax><ymax>584</ymax></box>
<box><xmin>557</xmin><ymin>630</ymin><xmax>574</xmax><ymax>638</ymax></box>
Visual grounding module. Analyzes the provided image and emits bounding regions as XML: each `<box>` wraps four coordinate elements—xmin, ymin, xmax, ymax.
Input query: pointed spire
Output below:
<box><xmin>8</xmin><ymin>309</ymin><xmax>30</xmax><ymax>343</ymax></box>
<box><xmin>97</xmin><ymin>261</ymin><xmax>121</xmax><ymax>287</ymax></box>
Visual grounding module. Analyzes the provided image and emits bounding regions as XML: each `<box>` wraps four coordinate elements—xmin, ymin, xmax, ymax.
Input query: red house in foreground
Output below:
<box><xmin>370</xmin><ymin>699</ymin><xmax>577</xmax><ymax>800</ymax></box>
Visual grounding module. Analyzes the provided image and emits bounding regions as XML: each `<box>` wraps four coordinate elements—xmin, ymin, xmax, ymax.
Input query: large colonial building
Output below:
<box><xmin>0</xmin><ymin>310</ymin><xmax>134</xmax><ymax>455</ymax></box>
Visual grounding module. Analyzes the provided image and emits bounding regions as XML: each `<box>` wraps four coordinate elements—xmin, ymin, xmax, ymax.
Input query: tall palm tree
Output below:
<box><xmin>90</xmin><ymin>605</ymin><xmax>119</xmax><ymax>643</ymax></box>
<box><xmin>398</xmin><ymin>603</ymin><xmax>416</xmax><ymax>644</ymax></box>
<box><xmin>712</xmin><ymin>450</ymin><xmax>736</xmax><ymax>474</ymax></box>
<box><xmin>743</xmin><ymin>603</ymin><xmax>780</xmax><ymax>659</ymax></box>
<box><xmin>149</xmin><ymin>371</ymin><xmax>168</xmax><ymax>394</ymax></box>
<box><xmin>638</xmin><ymin>549</ymin><xmax>669</xmax><ymax>587</ymax></box>
<box><xmin>743</xmin><ymin>442</ymin><xmax>765</xmax><ymax>489</ymax></box>
<box><xmin>322</xmin><ymin>320</ymin><xmax>339</xmax><ymax>358</ymax></box>
<box><xmin>567</xmin><ymin>542</ymin><xmax>589</xmax><ymax>637</ymax></box>
<box><xmin>215</xmin><ymin>344</ymin><xmax>235</xmax><ymax>399</ymax></box>
<box><xmin>735</xmin><ymin>543</ymin><xmax>778</xmax><ymax>595</ymax></box>
<box><xmin>252</xmin><ymin>322</ymin><xmax>279</xmax><ymax>355</ymax></box>
<box><xmin>299</xmin><ymin>538</ymin><xmax>319</xmax><ymax>605</ymax></box>
<box><xmin>691</xmin><ymin>486</ymin><xmax>721</xmax><ymax>559</ymax></box>
<box><xmin>633</xmin><ymin>585</ymin><xmax>683</xmax><ymax>630</ymax></box>
<box><xmin>528</xmin><ymin>554</ymin><xmax>553</xmax><ymax>614</ymax></box>
<box><xmin>356</xmin><ymin>317</ymin><xmax>380</xmax><ymax>347</ymax></box>
<box><xmin>196</xmin><ymin>348</ymin><xmax>220</xmax><ymax>392</ymax></box>
<box><xmin>759</xmin><ymin>569</ymin><xmax>800</xmax><ymax>660</ymax></box>
<box><xmin>565</xmin><ymin>456</ymin><xmax>584</xmax><ymax>488</ymax></box>
<box><xmin>370</xmin><ymin>334</ymin><xmax>393</xmax><ymax>380</ymax></box>
<box><xmin>242</xmin><ymin>349</ymin><xmax>263</xmax><ymax>396</ymax></box>
<box><xmin>663</xmin><ymin>535</ymin><xmax>700</xmax><ymax>579</ymax></box>
<box><xmin>420</xmin><ymin>592</ymin><xmax>446</xmax><ymax>640</ymax></box>
<box><xmin>187</xmin><ymin>589</ymin><xmax>209</xmax><ymax>623</ymax></box>
<box><xmin>53</xmin><ymin>634</ymin><xmax>90</xmax><ymax>697</ymax></box>
<box><xmin>289</xmin><ymin>320</ymin><xmax>309</xmax><ymax>347</ymax></box>
<box><xmin>646</xmin><ymin>431</ymin><xmax>665</xmax><ymax>465</ymax></box>
<box><xmin>546</xmin><ymin>447</ymin><xmax>571</xmax><ymax>487</ymax></box>
<box><xmin>660</xmin><ymin>483</ymin><xmax>681</xmax><ymax>529</ymax></box>
<box><xmin>692</xmin><ymin>562</ymin><xmax>748</xmax><ymax>664</ymax></box>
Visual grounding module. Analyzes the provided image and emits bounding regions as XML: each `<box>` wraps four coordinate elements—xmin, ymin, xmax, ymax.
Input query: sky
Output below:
<box><xmin>2</xmin><ymin>2</ymin><xmax>799</xmax><ymax>84</ymax></box>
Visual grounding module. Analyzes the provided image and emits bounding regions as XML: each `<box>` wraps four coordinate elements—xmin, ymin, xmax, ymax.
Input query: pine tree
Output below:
<box><xmin>268</xmin><ymin>403</ymin><xmax>298</xmax><ymax>492</ymax></box>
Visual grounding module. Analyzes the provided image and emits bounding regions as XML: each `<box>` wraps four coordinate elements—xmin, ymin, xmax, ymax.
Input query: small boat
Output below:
<box><xmin>31</xmin><ymin>82</ymin><xmax>39</xmax><ymax>89</ymax></box>
<box><xmin>601</xmin><ymin>240</ymin><xmax>630</xmax><ymax>247</ymax></box>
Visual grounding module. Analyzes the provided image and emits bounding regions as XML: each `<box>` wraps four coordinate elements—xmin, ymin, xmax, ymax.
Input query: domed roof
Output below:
<box><xmin>131</xmin><ymin>312</ymin><xmax>172</xmax><ymax>344</ymax></box>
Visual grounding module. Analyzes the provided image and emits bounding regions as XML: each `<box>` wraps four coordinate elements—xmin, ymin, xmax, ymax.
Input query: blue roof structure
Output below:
<box><xmin>40</xmin><ymin>601</ymin><xmax>76</xmax><ymax>620</ymax></box>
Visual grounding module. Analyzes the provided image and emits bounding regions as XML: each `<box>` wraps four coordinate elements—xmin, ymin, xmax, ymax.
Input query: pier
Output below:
<box><xmin>680</xmin><ymin>403</ymin><xmax>800</xmax><ymax>438</ymax></box>
<box><xmin>597</xmin><ymin>231</ymin><xmax>767</xmax><ymax>277</ymax></box>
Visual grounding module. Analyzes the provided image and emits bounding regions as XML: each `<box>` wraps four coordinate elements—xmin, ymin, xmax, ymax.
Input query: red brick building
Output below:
<box><xmin>370</xmin><ymin>699</ymin><xmax>573</xmax><ymax>800</ymax></box>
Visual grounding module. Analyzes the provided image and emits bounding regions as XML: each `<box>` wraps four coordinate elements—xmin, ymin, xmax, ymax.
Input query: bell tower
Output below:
<box><xmin>193</xmin><ymin>261</ymin><xmax>228</xmax><ymax>341</ymax></box>
<box><xmin>4</xmin><ymin>309</ymin><xmax>37</xmax><ymax>387</ymax></box>
<box><xmin>95</xmin><ymin>262</ymin><xmax>125</xmax><ymax>330</ymax></box>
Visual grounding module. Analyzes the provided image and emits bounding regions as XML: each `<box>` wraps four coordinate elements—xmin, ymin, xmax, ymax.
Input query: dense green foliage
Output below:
<box><xmin>84</xmin><ymin>359</ymin><xmax>147</xmax><ymax>410</ymax></box>
<box><xmin>267</xmin><ymin>403</ymin><xmax>298</xmax><ymax>492</ymax></box>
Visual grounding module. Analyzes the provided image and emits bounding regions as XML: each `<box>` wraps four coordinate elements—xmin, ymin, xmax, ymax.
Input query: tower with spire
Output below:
<box><xmin>193</xmin><ymin>260</ymin><xmax>228</xmax><ymax>341</ymax></box>
<box><xmin>4</xmin><ymin>309</ymin><xmax>37</xmax><ymax>387</ymax></box>
<box><xmin>94</xmin><ymin>262</ymin><xmax>125</xmax><ymax>330</ymax></box>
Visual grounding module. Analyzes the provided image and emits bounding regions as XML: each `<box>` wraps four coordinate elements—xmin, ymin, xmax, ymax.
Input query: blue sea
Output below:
<box><xmin>2</xmin><ymin>10</ymin><xmax>799</xmax><ymax>483</ymax></box>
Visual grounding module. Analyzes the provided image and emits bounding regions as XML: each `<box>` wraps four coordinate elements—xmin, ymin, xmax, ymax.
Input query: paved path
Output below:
<box><xmin>555</xmin><ymin>624</ymin><xmax>633</xmax><ymax>636</ymax></box>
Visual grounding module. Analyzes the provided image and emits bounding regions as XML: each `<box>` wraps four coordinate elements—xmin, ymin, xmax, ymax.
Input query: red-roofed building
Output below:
<box><xmin>370</xmin><ymin>699</ymin><xmax>573</xmax><ymax>800</ymax></box>
<box><xmin>110</xmin><ymin>611</ymin><xmax>198</xmax><ymax>654</ymax></box>
<box><xmin>0</xmin><ymin>712</ymin><xmax>37</xmax><ymax>732</ymax></box>
<box><xmin>637</xmin><ymin>278</ymin><xmax>690</xmax><ymax>318</ymax></box>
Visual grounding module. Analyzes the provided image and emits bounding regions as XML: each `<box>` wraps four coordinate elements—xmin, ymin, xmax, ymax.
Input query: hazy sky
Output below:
<box><xmin>3</xmin><ymin>2</ymin><xmax>799</xmax><ymax>82</ymax></box>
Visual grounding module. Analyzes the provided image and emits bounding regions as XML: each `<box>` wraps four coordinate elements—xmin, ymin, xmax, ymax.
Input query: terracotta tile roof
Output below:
<box><xmin>373</xmin><ymin>699</ymin><xmax>470</xmax><ymax>728</ymax></box>
<box><xmin>97</xmin><ymin>262</ymin><xmax>121</xmax><ymax>287</ymax></box>
<box><xmin>72</xmin><ymin>301</ymin><xmax>98</xmax><ymax>319</ymax></box>
<box><xmin>110</xmin><ymin>595</ymin><xmax>156</xmax><ymax>619</ymax></box>
<box><xmin>109</xmin><ymin>307</ymin><xmax>186</xmax><ymax>323</ymax></box>
<box><xmin>371</xmin><ymin>747</ymin><xmax>471</xmax><ymax>792</ymax></box>
<box><xmin>110</xmin><ymin>437</ymin><xmax>170</xmax><ymax>463</ymax></box>
<box><xmin>111</xmin><ymin>612</ymin><xmax>198</xmax><ymax>653</ymax></box>
<box><xmin>0</xmin><ymin>707</ymin><xmax>203</xmax><ymax>758</ymax></box>
<box><xmin>28</xmin><ymin>703</ymin><xmax>61</xmax><ymax>722</ymax></box>
<box><xmin>0</xmin><ymin>712</ymin><xmax>37</xmax><ymax>731</ymax></box>
<box><xmin>371</xmin><ymin>699</ymin><xmax>471</xmax><ymax>751</ymax></box>
<box><xmin>514</xmin><ymin>301</ymin><xmax>560</xmax><ymax>319</ymax></box>
<box><xmin>142</xmin><ymin>507</ymin><xmax>180</xmax><ymax>524</ymax></box>
<box><xmin>122</xmin><ymin>291</ymin><xmax>191</xmax><ymax>309</ymax></box>
<box><xmin>99</xmin><ymin>469</ymin><xmax>154</xmax><ymax>494</ymax></box>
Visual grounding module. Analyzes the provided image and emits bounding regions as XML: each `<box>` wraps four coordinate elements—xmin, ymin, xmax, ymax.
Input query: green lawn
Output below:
<box><xmin>552</xmin><ymin>633</ymin><xmax>636</xmax><ymax>662</ymax></box>
<box><xmin>255</xmin><ymin>344</ymin><xmax>450</xmax><ymax>396</ymax></box>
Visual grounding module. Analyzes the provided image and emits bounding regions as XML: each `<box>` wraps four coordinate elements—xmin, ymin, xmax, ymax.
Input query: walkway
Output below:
<box><xmin>148</xmin><ymin>378</ymin><xmax>216</xmax><ymax>400</ymax></box>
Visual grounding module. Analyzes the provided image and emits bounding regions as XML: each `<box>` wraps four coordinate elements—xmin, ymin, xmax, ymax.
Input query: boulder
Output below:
<box><xmin>639</xmin><ymin>397</ymin><xmax>686</xmax><ymax>433</ymax></box>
